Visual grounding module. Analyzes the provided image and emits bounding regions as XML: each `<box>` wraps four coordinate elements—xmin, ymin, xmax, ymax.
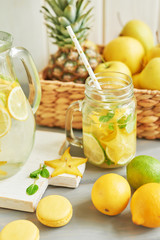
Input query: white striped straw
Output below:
<box><xmin>66</xmin><ymin>25</ymin><xmax>101</xmax><ymax>90</ymax></box>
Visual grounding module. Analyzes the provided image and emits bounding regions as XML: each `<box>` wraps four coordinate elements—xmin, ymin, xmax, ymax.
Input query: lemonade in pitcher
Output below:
<box><xmin>0</xmin><ymin>77</ymin><xmax>35</xmax><ymax>179</ymax></box>
<box><xmin>0</xmin><ymin>31</ymin><xmax>41</xmax><ymax>180</ymax></box>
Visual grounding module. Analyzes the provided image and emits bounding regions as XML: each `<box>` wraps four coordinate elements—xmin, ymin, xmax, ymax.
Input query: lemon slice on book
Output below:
<box><xmin>0</xmin><ymin>106</ymin><xmax>11</xmax><ymax>137</ymax></box>
<box><xmin>83</xmin><ymin>133</ymin><xmax>106</xmax><ymax>166</ymax></box>
<box><xmin>7</xmin><ymin>86</ymin><xmax>28</xmax><ymax>121</ymax></box>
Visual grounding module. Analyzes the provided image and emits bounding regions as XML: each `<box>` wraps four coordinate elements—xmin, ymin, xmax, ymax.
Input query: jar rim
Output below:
<box><xmin>0</xmin><ymin>31</ymin><xmax>13</xmax><ymax>53</ymax></box>
<box><xmin>85</xmin><ymin>71</ymin><xmax>134</xmax><ymax>103</ymax></box>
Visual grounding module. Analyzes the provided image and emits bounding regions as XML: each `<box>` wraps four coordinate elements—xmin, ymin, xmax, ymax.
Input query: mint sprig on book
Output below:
<box><xmin>26</xmin><ymin>164</ymin><xmax>50</xmax><ymax>195</ymax></box>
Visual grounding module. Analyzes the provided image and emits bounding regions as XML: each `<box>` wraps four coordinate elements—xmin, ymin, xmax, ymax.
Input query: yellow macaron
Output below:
<box><xmin>36</xmin><ymin>195</ymin><xmax>73</xmax><ymax>227</ymax></box>
<box><xmin>0</xmin><ymin>219</ymin><xmax>39</xmax><ymax>240</ymax></box>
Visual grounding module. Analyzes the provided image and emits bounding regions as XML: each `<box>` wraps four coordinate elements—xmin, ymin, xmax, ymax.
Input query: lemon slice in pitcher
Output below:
<box><xmin>7</xmin><ymin>86</ymin><xmax>28</xmax><ymax>121</ymax></box>
<box><xmin>83</xmin><ymin>133</ymin><xmax>106</xmax><ymax>165</ymax></box>
<box><xmin>0</xmin><ymin>106</ymin><xmax>11</xmax><ymax>137</ymax></box>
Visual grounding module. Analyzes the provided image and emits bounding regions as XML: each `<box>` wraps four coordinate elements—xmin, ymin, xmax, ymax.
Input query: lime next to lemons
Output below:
<box><xmin>7</xmin><ymin>86</ymin><xmax>28</xmax><ymax>121</ymax></box>
<box><xmin>0</xmin><ymin>106</ymin><xmax>11</xmax><ymax>137</ymax></box>
<box><xmin>83</xmin><ymin>133</ymin><xmax>105</xmax><ymax>166</ymax></box>
<box><xmin>127</xmin><ymin>155</ymin><xmax>160</xmax><ymax>189</ymax></box>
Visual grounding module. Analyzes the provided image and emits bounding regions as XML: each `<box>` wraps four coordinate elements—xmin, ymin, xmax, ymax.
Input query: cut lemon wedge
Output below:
<box><xmin>7</xmin><ymin>86</ymin><xmax>28</xmax><ymax>121</ymax></box>
<box><xmin>0</xmin><ymin>106</ymin><xmax>11</xmax><ymax>137</ymax></box>
<box><xmin>83</xmin><ymin>133</ymin><xmax>106</xmax><ymax>166</ymax></box>
<box><xmin>105</xmin><ymin>130</ymin><xmax>136</xmax><ymax>165</ymax></box>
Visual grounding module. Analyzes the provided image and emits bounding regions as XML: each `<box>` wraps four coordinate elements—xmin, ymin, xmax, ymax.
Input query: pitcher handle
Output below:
<box><xmin>10</xmin><ymin>47</ymin><xmax>41</xmax><ymax>114</ymax></box>
<box><xmin>65</xmin><ymin>100</ymin><xmax>83</xmax><ymax>148</ymax></box>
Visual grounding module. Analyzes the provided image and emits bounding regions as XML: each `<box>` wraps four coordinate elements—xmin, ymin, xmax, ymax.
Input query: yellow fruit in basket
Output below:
<box><xmin>91</xmin><ymin>173</ymin><xmax>131</xmax><ymax>216</ymax></box>
<box><xmin>143</xmin><ymin>44</ymin><xmax>160</xmax><ymax>65</ymax></box>
<box><xmin>94</xmin><ymin>61</ymin><xmax>132</xmax><ymax>77</ymax></box>
<box><xmin>139</xmin><ymin>57</ymin><xmax>160</xmax><ymax>90</ymax></box>
<box><xmin>131</xmin><ymin>183</ymin><xmax>160</xmax><ymax>228</ymax></box>
<box><xmin>132</xmin><ymin>73</ymin><xmax>141</xmax><ymax>88</ymax></box>
<box><xmin>103</xmin><ymin>37</ymin><xmax>145</xmax><ymax>74</ymax></box>
<box><xmin>120</xmin><ymin>19</ymin><xmax>154</xmax><ymax>53</ymax></box>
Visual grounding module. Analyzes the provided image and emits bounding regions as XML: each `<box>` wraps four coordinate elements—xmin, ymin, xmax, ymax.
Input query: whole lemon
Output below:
<box><xmin>103</xmin><ymin>36</ymin><xmax>145</xmax><ymax>74</ymax></box>
<box><xmin>131</xmin><ymin>183</ymin><xmax>160</xmax><ymax>228</ymax></box>
<box><xmin>91</xmin><ymin>173</ymin><xmax>131</xmax><ymax>216</ymax></box>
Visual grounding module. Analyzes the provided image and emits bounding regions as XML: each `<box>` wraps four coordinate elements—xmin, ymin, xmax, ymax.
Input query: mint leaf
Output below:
<box><xmin>108</xmin><ymin>122</ymin><xmax>114</xmax><ymax>131</ymax></box>
<box><xmin>105</xmin><ymin>159</ymin><xmax>112</xmax><ymax>165</ymax></box>
<box><xmin>117</xmin><ymin>114</ymin><xmax>132</xmax><ymax>129</ymax></box>
<box><xmin>40</xmin><ymin>168</ymin><xmax>50</xmax><ymax>178</ymax></box>
<box><xmin>42</xmin><ymin>164</ymin><xmax>47</xmax><ymax>169</ymax></box>
<box><xmin>30</xmin><ymin>169</ymin><xmax>41</xmax><ymax>178</ymax></box>
<box><xmin>99</xmin><ymin>112</ymin><xmax>115</xmax><ymax>122</ymax></box>
<box><xmin>26</xmin><ymin>184</ymin><xmax>38</xmax><ymax>195</ymax></box>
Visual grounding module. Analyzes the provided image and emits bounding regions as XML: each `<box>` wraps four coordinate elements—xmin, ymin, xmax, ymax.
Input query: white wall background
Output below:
<box><xmin>0</xmin><ymin>0</ymin><xmax>159</xmax><ymax>72</ymax></box>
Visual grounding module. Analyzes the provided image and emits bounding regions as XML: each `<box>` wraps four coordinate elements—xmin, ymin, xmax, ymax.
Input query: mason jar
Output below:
<box><xmin>65</xmin><ymin>71</ymin><xmax>137</xmax><ymax>168</ymax></box>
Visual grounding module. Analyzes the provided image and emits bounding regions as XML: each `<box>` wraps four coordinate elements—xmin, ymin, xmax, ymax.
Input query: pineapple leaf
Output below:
<box><xmin>75</xmin><ymin>8</ymin><xmax>92</xmax><ymax>29</ymax></box>
<box><xmin>42</xmin><ymin>0</ymin><xmax>93</xmax><ymax>47</ymax></box>
<box><xmin>76</xmin><ymin>0</ymin><xmax>89</xmax><ymax>19</ymax></box>
<box><xmin>45</xmin><ymin>0</ymin><xmax>63</xmax><ymax>17</ymax></box>
<box><xmin>63</xmin><ymin>38</ymin><xmax>74</xmax><ymax>43</ymax></box>
<box><xmin>71</xmin><ymin>22</ymin><xmax>82</xmax><ymax>33</ymax></box>
<box><xmin>68</xmin><ymin>0</ymin><xmax>76</xmax><ymax>5</ymax></box>
<box><xmin>76</xmin><ymin>0</ymin><xmax>84</xmax><ymax>14</ymax></box>
<box><xmin>64</xmin><ymin>4</ymin><xmax>76</xmax><ymax>23</ymax></box>
<box><xmin>57</xmin><ymin>0</ymin><xmax>68</xmax><ymax>10</ymax></box>
<box><xmin>58</xmin><ymin>16</ymin><xmax>71</xmax><ymax>27</ymax></box>
<box><xmin>41</xmin><ymin>6</ymin><xmax>60</xmax><ymax>24</ymax></box>
<box><xmin>60</xmin><ymin>26</ymin><xmax>70</xmax><ymax>36</ymax></box>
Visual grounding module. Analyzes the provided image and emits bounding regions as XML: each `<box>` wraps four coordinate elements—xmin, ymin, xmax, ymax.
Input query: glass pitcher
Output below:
<box><xmin>0</xmin><ymin>31</ymin><xmax>41</xmax><ymax>180</ymax></box>
<box><xmin>66</xmin><ymin>72</ymin><xmax>136</xmax><ymax>168</ymax></box>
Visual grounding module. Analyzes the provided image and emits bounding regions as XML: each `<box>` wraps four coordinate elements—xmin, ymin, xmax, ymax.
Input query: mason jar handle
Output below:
<box><xmin>10</xmin><ymin>47</ymin><xmax>41</xmax><ymax>114</ymax></box>
<box><xmin>65</xmin><ymin>100</ymin><xmax>83</xmax><ymax>148</ymax></box>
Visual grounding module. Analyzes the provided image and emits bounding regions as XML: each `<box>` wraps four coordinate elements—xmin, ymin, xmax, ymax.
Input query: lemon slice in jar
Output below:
<box><xmin>105</xmin><ymin>130</ymin><xmax>136</xmax><ymax>165</ymax></box>
<box><xmin>83</xmin><ymin>133</ymin><xmax>106</xmax><ymax>166</ymax></box>
<box><xmin>0</xmin><ymin>106</ymin><xmax>11</xmax><ymax>137</ymax></box>
<box><xmin>7</xmin><ymin>86</ymin><xmax>28</xmax><ymax>121</ymax></box>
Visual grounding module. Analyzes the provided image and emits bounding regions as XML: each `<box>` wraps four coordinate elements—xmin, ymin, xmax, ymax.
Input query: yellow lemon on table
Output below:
<box><xmin>131</xmin><ymin>183</ymin><xmax>160</xmax><ymax>228</ymax></box>
<box><xmin>91</xmin><ymin>173</ymin><xmax>131</xmax><ymax>216</ymax></box>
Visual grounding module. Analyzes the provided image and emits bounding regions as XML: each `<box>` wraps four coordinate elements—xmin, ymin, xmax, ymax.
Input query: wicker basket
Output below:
<box><xmin>36</xmin><ymin>74</ymin><xmax>160</xmax><ymax>140</ymax></box>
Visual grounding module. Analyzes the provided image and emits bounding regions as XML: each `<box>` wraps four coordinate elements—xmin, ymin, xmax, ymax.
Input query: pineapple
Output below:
<box><xmin>41</xmin><ymin>0</ymin><xmax>102</xmax><ymax>83</ymax></box>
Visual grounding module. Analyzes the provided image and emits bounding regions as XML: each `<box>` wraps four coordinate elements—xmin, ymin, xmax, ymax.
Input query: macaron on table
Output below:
<box><xmin>0</xmin><ymin>126</ymin><xmax>159</xmax><ymax>240</ymax></box>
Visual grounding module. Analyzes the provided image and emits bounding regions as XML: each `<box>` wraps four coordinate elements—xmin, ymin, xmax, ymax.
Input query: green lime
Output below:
<box><xmin>83</xmin><ymin>133</ymin><xmax>106</xmax><ymax>166</ymax></box>
<box><xmin>127</xmin><ymin>155</ymin><xmax>160</xmax><ymax>189</ymax></box>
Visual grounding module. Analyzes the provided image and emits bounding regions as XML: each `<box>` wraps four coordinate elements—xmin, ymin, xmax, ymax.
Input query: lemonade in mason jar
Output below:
<box><xmin>66</xmin><ymin>72</ymin><xmax>136</xmax><ymax>168</ymax></box>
